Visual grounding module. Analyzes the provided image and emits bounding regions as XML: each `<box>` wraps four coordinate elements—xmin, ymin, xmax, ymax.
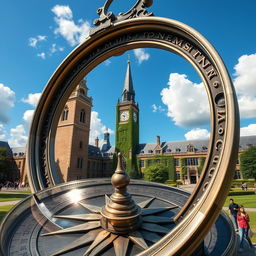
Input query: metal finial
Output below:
<box><xmin>127</xmin><ymin>54</ymin><xmax>131</xmax><ymax>64</ymax></box>
<box><xmin>100</xmin><ymin>152</ymin><xmax>141</xmax><ymax>234</ymax></box>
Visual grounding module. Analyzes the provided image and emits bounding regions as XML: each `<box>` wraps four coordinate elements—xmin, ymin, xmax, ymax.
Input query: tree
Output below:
<box><xmin>198</xmin><ymin>157</ymin><xmax>206</xmax><ymax>175</ymax></box>
<box><xmin>144</xmin><ymin>164</ymin><xmax>168</xmax><ymax>183</ymax></box>
<box><xmin>0</xmin><ymin>147</ymin><xmax>11</xmax><ymax>182</ymax></box>
<box><xmin>240</xmin><ymin>146</ymin><xmax>256</xmax><ymax>180</ymax></box>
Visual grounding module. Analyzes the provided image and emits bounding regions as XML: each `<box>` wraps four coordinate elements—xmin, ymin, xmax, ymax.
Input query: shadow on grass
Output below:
<box><xmin>0</xmin><ymin>193</ymin><xmax>29</xmax><ymax>200</ymax></box>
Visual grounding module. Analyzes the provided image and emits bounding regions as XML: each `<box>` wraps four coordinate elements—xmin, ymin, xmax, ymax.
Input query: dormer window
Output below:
<box><xmin>187</xmin><ymin>144</ymin><xmax>195</xmax><ymax>152</ymax></box>
<box><xmin>148</xmin><ymin>150</ymin><xmax>153</xmax><ymax>154</ymax></box>
<box><xmin>176</xmin><ymin>148</ymin><xmax>181</xmax><ymax>153</ymax></box>
<box><xmin>155</xmin><ymin>150</ymin><xmax>161</xmax><ymax>154</ymax></box>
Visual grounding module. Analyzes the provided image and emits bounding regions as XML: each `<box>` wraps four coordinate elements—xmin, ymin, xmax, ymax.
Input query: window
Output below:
<box><xmin>79</xmin><ymin>88</ymin><xmax>85</xmax><ymax>95</ymax></box>
<box><xmin>234</xmin><ymin>170</ymin><xmax>241</xmax><ymax>179</ymax></box>
<box><xmin>166</xmin><ymin>149</ymin><xmax>172</xmax><ymax>153</ymax></box>
<box><xmin>148</xmin><ymin>160</ymin><xmax>153</xmax><ymax>166</ymax></box>
<box><xmin>155</xmin><ymin>150</ymin><xmax>161</xmax><ymax>154</ymax></box>
<box><xmin>148</xmin><ymin>150</ymin><xmax>153</xmax><ymax>154</ymax></box>
<box><xmin>61</xmin><ymin>106</ymin><xmax>69</xmax><ymax>121</ymax></box>
<box><xmin>156</xmin><ymin>159</ymin><xmax>161</xmax><ymax>164</ymax></box>
<box><xmin>77</xmin><ymin>157</ymin><xmax>83</xmax><ymax>169</ymax></box>
<box><xmin>187</xmin><ymin>144</ymin><xmax>195</xmax><ymax>152</ymax></box>
<box><xmin>80</xmin><ymin>109</ymin><xmax>86</xmax><ymax>123</ymax></box>
<box><xmin>18</xmin><ymin>161</ymin><xmax>21</xmax><ymax>168</ymax></box>
<box><xmin>174</xmin><ymin>158</ymin><xmax>180</xmax><ymax>166</ymax></box>
<box><xmin>140</xmin><ymin>160</ymin><xmax>144</xmax><ymax>167</ymax></box>
<box><xmin>176</xmin><ymin>171</ymin><xmax>181</xmax><ymax>180</ymax></box>
<box><xmin>140</xmin><ymin>150</ymin><xmax>144</xmax><ymax>154</ymax></box>
<box><xmin>176</xmin><ymin>148</ymin><xmax>181</xmax><ymax>153</ymax></box>
<box><xmin>79</xmin><ymin>141</ymin><xmax>83</xmax><ymax>149</ymax></box>
<box><xmin>184</xmin><ymin>158</ymin><xmax>198</xmax><ymax>166</ymax></box>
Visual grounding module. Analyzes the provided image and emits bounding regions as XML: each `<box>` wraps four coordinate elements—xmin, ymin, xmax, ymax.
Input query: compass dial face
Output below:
<box><xmin>2</xmin><ymin>180</ymin><xmax>185</xmax><ymax>256</ymax></box>
<box><xmin>120</xmin><ymin>111</ymin><xmax>129</xmax><ymax>121</ymax></box>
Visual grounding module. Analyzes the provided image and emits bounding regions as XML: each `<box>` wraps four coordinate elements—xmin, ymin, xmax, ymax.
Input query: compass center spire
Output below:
<box><xmin>100</xmin><ymin>152</ymin><xmax>142</xmax><ymax>234</ymax></box>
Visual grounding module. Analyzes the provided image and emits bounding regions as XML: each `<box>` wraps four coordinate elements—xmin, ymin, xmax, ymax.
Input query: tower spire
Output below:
<box><xmin>122</xmin><ymin>57</ymin><xmax>135</xmax><ymax>102</ymax></box>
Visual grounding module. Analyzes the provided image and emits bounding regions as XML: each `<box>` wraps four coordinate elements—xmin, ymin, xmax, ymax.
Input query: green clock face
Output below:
<box><xmin>120</xmin><ymin>111</ymin><xmax>129</xmax><ymax>121</ymax></box>
<box><xmin>133</xmin><ymin>112</ymin><xmax>137</xmax><ymax>122</ymax></box>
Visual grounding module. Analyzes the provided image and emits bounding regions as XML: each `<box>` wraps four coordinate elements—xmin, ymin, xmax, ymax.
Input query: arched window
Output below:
<box><xmin>80</xmin><ymin>109</ymin><xmax>86</xmax><ymax>123</ymax></box>
<box><xmin>79</xmin><ymin>88</ymin><xmax>85</xmax><ymax>95</ymax></box>
<box><xmin>61</xmin><ymin>106</ymin><xmax>69</xmax><ymax>121</ymax></box>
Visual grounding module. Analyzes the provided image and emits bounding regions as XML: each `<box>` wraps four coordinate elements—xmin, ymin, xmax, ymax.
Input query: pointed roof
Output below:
<box><xmin>122</xmin><ymin>59</ymin><xmax>135</xmax><ymax>102</ymax></box>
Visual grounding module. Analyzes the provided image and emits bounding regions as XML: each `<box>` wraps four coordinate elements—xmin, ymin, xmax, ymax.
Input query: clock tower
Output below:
<box><xmin>115</xmin><ymin>59</ymin><xmax>139</xmax><ymax>178</ymax></box>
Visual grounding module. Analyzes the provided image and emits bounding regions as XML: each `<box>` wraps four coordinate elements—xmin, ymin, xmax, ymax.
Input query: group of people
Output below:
<box><xmin>229</xmin><ymin>199</ymin><xmax>253</xmax><ymax>250</ymax></box>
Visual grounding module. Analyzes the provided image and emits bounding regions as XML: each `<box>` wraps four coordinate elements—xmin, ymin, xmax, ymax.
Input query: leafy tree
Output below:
<box><xmin>144</xmin><ymin>164</ymin><xmax>168</xmax><ymax>183</ymax></box>
<box><xmin>198</xmin><ymin>157</ymin><xmax>206</xmax><ymax>175</ymax></box>
<box><xmin>240</xmin><ymin>146</ymin><xmax>256</xmax><ymax>180</ymax></box>
<box><xmin>0</xmin><ymin>147</ymin><xmax>10</xmax><ymax>182</ymax></box>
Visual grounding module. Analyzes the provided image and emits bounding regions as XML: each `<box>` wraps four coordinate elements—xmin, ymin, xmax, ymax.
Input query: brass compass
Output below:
<box><xmin>0</xmin><ymin>0</ymin><xmax>239</xmax><ymax>255</ymax></box>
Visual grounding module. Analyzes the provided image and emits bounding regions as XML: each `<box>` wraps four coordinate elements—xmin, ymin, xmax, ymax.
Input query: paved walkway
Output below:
<box><xmin>0</xmin><ymin>200</ymin><xmax>21</xmax><ymax>206</ymax></box>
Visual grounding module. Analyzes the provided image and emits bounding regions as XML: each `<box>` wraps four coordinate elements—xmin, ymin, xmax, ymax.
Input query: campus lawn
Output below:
<box><xmin>224</xmin><ymin>194</ymin><xmax>256</xmax><ymax>209</ymax></box>
<box><xmin>249</xmin><ymin>211</ymin><xmax>256</xmax><ymax>244</ymax></box>
<box><xmin>0</xmin><ymin>205</ymin><xmax>14</xmax><ymax>222</ymax></box>
<box><xmin>0</xmin><ymin>193</ymin><xmax>30</xmax><ymax>202</ymax></box>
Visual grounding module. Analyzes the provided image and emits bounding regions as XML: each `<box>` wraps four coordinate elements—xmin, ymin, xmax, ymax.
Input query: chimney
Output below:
<box><xmin>95</xmin><ymin>137</ymin><xmax>99</xmax><ymax>148</ymax></box>
<box><xmin>156</xmin><ymin>136</ymin><xmax>160</xmax><ymax>146</ymax></box>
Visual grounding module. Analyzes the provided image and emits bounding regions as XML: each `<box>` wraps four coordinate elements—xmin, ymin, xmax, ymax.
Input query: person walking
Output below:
<box><xmin>228</xmin><ymin>198</ymin><xmax>239</xmax><ymax>231</ymax></box>
<box><xmin>237</xmin><ymin>205</ymin><xmax>253</xmax><ymax>250</ymax></box>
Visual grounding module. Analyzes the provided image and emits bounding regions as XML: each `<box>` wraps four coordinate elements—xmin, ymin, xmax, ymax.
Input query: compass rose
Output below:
<box><xmin>42</xmin><ymin>153</ymin><xmax>178</xmax><ymax>256</ymax></box>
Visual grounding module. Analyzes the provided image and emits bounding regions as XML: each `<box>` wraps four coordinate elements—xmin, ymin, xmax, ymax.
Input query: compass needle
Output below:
<box><xmin>141</xmin><ymin>206</ymin><xmax>178</xmax><ymax>216</ymax></box>
<box><xmin>50</xmin><ymin>229</ymin><xmax>101</xmax><ymax>256</ymax></box>
<box><xmin>128</xmin><ymin>231</ymin><xmax>148</xmax><ymax>250</ymax></box>
<box><xmin>113</xmin><ymin>236</ymin><xmax>129</xmax><ymax>256</ymax></box>
<box><xmin>138</xmin><ymin>197</ymin><xmax>155</xmax><ymax>209</ymax></box>
<box><xmin>88</xmin><ymin>233</ymin><xmax>118</xmax><ymax>256</ymax></box>
<box><xmin>79</xmin><ymin>202</ymin><xmax>101</xmax><ymax>213</ymax></box>
<box><xmin>41</xmin><ymin>221</ymin><xmax>101</xmax><ymax>236</ymax></box>
<box><xmin>54</xmin><ymin>213</ymin><xmax>101</xmax><ymax>221</ymax></box>
<box><xmin>83</xmin><ymin>230</ymin><xmax>111</xmax><ymax>256</ymax></box>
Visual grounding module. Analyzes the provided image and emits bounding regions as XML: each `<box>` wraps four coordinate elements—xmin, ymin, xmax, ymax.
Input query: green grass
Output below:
<box><xmin>249</xmin><ymin>211</ymin><xmax>256</xmax><ymax>244</ymax></box>
<box><xmin>0</xmin><ymin>190</ymin><xmax>31</xmax><ymax>194</ymax></box>
<box><xmin>0</xmin><ymin>193</ymin><xmax>30</xmax><ymax>202</ymax></box>
<box><xmin>0</xmin><ymin>205</ymin><xmax>14</xmax><ymax>222</ymax></box>
<box><xmin>224</xmin><ymin>194</ymin><xmax>256</xmax><ymax>208</ymax></box>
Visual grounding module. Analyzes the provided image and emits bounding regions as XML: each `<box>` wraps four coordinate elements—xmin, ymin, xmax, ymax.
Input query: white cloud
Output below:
<box><xmin>0</xmin><ymin>83</ymin><xmax>15</xmax><ymax>123</ymax></box>
<box><xmin>151</xmin><ymin>104</ymin><xmax>165</xmax><ymax>113</ymax></box>
<box><xmin>161</xmin><ymin>73</ymin><xmax>210</xmax><ymax>127</ymax></box>
<box><xmin>233</xmin><ymin>53</ymin><xmax>256</xmax><ymax>119</ymax></box>
<box><xmin>23</xmin><ymin>110</ymin><xmax>34</xmax><ymax>128</ymax></box>
<box><xmin>21</xmin><ymin>93</ymin><xmax>41</xmax><ymax>107</ymax></box>
<box><xmin>50</xmin><ymin>43</ymin><xmax>64</xmax><ymax>54</ymax></box>
<box><xmin>8</xmin><ymin>125</ymin><xmax>28</xmax><ymax>147</ymax></box>
<box><xmin>184</xmin><ymin>128</ymin><xmax>210</xmax><ymax>140</ymax></box>
<box><xmin>51</xmin><ymin>5</ymin><xmax>73</xmax><ymax>19</ymax></box>
<box><xmin>134</xmin><ymin>49</ymin><xmax>150</xmax><ymax>64</ymax></box>
<box><xmin>89</xmin><ymin>111</ymin><xmax>113</xmax><ymax>145</ymax></box>
<box><xmin>240</xmin><ymin>124</ymin><xmax>256</xmax><ymax>136</ymax></box>
<box><xmin>234</xmin><ymin>53</ymin><xmax>256</xmax><ymax>97</ymax></box>
<box><xmin>238</xmin><ymin>96</ymin><xmax>256</xmax><ymax>119</ymax></box>
<box><xmin>37</xmin><ymin>52</ymin><xmax>46</xmax><ymax>59</ymax></box>
<box><xmin>0</xmin><ymin>124</ymin><xmax>6</xmax><ymax>139</ymax></box>
<box><xmin>52</xmin><ymin>5</ymin><xmax>91</xmax><ymax>46</ymax></box>
<box><xmin>28</xmin><ymin>35</ymin><xmax>47</xmax><ymax>48</ymax></box>
<box><xmin>104</xmin><ymin>59</ymin><xmax>111</xmax><ymax>66</ymax></box>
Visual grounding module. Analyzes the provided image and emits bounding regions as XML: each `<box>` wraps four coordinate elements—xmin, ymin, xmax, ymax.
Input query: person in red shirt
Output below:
<box><xmin>237</xmin><ymin>205</ymin><xmax>253</xmax><ymax>249</ymax></box>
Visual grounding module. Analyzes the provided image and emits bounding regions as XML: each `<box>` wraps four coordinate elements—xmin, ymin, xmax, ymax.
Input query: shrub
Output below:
<box><xmin>144</xmin><ymin>164</ymin><xmax>169</xmax><ymax>183</ymax></box>
<box><xmin>228</xmin><ymin>190</ymin><xmax>255</xmax><ymax>196</ymax></box>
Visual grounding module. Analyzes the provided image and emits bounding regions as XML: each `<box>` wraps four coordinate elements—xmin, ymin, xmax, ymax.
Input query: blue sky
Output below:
<box><xmin>0</xmin><ymin>0</ymin><xmax>256</xmax><ymax>147</ymax></box>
